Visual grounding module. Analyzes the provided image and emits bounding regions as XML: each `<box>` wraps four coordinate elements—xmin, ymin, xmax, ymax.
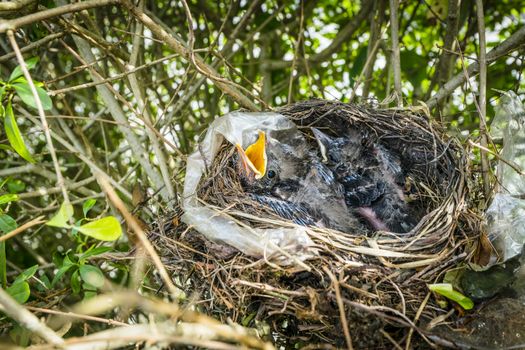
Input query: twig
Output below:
<box><xmin>127</xmin><ymin>5</ymin><xmax>175</xmax><ymax>199</ymax></box>
<box><xmin>263</xmin><ymin>1</ymin><xmax>374</xmax><ymax>69</ymax></box>
<box><xmin>287</xmin><ymin>1</ymin><xmax>304</xmax><ymax>103</ymax></box>
<box><xmin>48</xmin><ymin>53</ymin><xmax>179</xmax><ymax>96</ymax></box>
<box><xmin>476</xmin><ymin>0</ymin><xmax>491</xmax><ymax>198</ymax></box>
<box><xmin>0</xmin><ymin>0</ymin><xmax>119</xmax><ymax>33</ymax></box>
<box><xmin>324</xmin><ymin>267</ymin><xmax>353</xmax><ymax>350</ymax></box>
<box><xmin>94</xmin><ymin>173</ymin><xmax>184</xmax><ymax>300</ymax></box>
<box><xmin>426</xmin><ymin>25</ymin><xmax>525</xmax><ymax>109</ymax></box>
<box><xmin>0</xmin><ymin>288</ymin><xmax>64</xmax><ymax>345</ymax></box>
<box><xmin>425</xmin><ymin>0</ymin><xmax>460</xmax><ymax>102</ymax></box>
<box><xmin>122</xmin><ymin>0</ymin><xmax>259</xmax><ymax>111</ymax></box>
<box><xmin>389</xmin><ymin>0</ymin><xmax>403</xmax><ymax>106</ymax></box>
<box><xmin>64</xmin><ymin>35</ymin><xmax>168</xmax><ymax>199</ymax></box>
<box><xmin>405</xmin><ymin>292</ymin><xmax>430</xmax><ymax>350</ymax></box>
<box><xmin>0</xmin><ymin>32</ymin><xmax>64</xmax><ymax>63</ymax></box>
<box><xmin>7</xmin><ymin>30</ymin><xmax>70</xmax><ymax>207</ymax></box>
<box><xmin>360</xmin><ymin>0</ymin><xmax>386</xmax><ymax>100</ymax></box>
<box><xmin>23</xmin><ymin>113</ymin><xmax>132</xmax><ymax>201</ymax></box>
<box><xmin>468</xmin><ymin>140</ymin><xmax>525</xmax><ymax>175</ymax></box>
<box><xmin>26</xmin><ymin>306</ymin><xmax>129</xmax><ymax>327</ymax></box>
<box><xmin>0</xmin><ymin>216</ymin><xmax>45</xmax><ymax>242</ymax></box>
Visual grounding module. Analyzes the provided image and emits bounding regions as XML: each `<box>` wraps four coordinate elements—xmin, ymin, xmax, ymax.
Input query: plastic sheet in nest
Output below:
<box><xmin>158</xmin><ymin>100</ymin><xmax>475</xmax><ymax>348</ymax></box>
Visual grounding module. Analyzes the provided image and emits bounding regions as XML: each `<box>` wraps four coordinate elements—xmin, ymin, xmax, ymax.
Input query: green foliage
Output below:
<box><xmin>0</xmin><ymin>57</ymin><xmax>52</xmax><ymax>163</ymax></box>
<box><xmin>51</xmin><ymin>245</ymin><xmax>109</xmax><ymax>297</ymax></box>
<box><xmin>428</xmin><ymin>283</ymin><xmax>474</xmax><ymax>310</ymax></box>
<box><xmin>46</xmin><ymin>201</ymin><xmax>122</xmax><ymax>241</ymax></box>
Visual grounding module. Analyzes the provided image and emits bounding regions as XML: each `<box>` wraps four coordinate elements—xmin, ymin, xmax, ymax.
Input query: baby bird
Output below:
<box><xmin>235</xmin><ymin>129</ymin><xmax>361</xmax><ymax>233</ymax></box>
<box><xmin>312</xmin><ymin>128</ymin><xmax>416</xmax><ymax>233</ymax></box>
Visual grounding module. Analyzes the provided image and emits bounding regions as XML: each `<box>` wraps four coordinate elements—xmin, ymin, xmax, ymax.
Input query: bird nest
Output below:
<box><xmin>152</xmin><ymin>100</ymin><xmax>478</xmax><ymax>348</ymax></box>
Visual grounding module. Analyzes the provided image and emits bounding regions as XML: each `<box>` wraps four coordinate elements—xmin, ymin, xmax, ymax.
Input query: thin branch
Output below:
<box><xmin>263</xmin><ymin>1</ymin><xmax>374</xmax><ymax>70</ymax></box>
<box><xmin>23</xmin><ymin>112</ymin><xmax>133</xmax><ymax>201</ymax></box>
<box><xmin>0</xmin><ymin>0</ymin><xmax>119</xmax><ymax>33</ymax></box>
<box><xmin>425</xmin><ymin>0</ymin><xmax>461</xmax><ymax>102</ymax></box>
<box><xmin>122</xmin><ymin>0</ymin><xmax>259</xmax><ymax>111</ymax></box>
<box><xmin>389</xmin><ymin>0</ymin><xmax>403</xmax><ymax>106</ymax></box>
<box><xmin>287</xmin><ymin>1</ymin><xmax>305</xmax><ymax>103</ymax></box>
<box><xmin>361</xmin><ymin>0</ymin><xmax>386</xmax><ymax>100</ymax></box>
<box><xmin>49</xmin><ymin>53</ymin><xmax>179</xmax><ymax>96</ymax></box>
<box><xmin>324</xmin><ymin>267</ymin><xmax>353</xmax><ymax>350</ymax></box>
<box><xmin>64</xmin><ymin>35</ymin><xmax>168</xmax><ymax>199</ymax></box>
<box><xmin>126</xmin><ymin>6</ymin><xmax>175</xmax><ymax>199</ymax></box>
<box><xmin>94</xmin><ymin>173</ymin><xmax>184</xmax><ymax>300</ymax></box>
<box><xmin>7</xmin><ymin>30</ymin><xmax>70</xmax><ymax>206</ymax></box>
<box><xmin>476</xmin><ymin>0</ymin><xmax>490</xmax><ymax>198</ymax></box>
<box><xmin>26</xmin><ymin>306</ymin><xmax>129</xmax><ymax>327</ymax></box>
<box><xmin>0</xmin><ymin>216</ymin><xmax>45</xmax><ymax>242</ymax></box>
<box><xmin>0</xmin><ymin>32</ymin><xmax>64</xmax><ymax>63</ymax></box>
<box><xmin>426</xmin><ymin>25</ymin><xmax>525</xmax><ymax>109</ymax></box>
<box><xmin>0</xmin><ymin>288</ymin><xmax>64</xmax><ymax>345</ymax></box>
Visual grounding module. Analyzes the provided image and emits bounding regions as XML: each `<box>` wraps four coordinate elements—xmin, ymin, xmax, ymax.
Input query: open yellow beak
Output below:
<box><xmin>236</xmin><ymin>131</ymin><xmax>267</xmax><ymax>179</ymax></box>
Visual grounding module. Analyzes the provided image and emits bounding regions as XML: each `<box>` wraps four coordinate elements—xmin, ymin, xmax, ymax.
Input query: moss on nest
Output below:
<box><xmin>151</xmin><ymin>100</ymin><xmax>480</xmax><ymax>348</ymax></box>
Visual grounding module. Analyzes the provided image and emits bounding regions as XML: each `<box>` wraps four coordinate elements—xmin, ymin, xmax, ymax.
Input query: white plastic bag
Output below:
<box><xmin>487</xmin><ymin>91</ymin><xmax>525</xmax><ymax>260</ymax></box>
<box><xmin>181</xmin><ymin>111</ymin><xmax>317</xmax><ymax>265</ymax></box>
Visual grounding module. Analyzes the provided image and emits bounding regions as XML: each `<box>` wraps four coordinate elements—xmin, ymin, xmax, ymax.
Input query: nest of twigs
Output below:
<box><xmin>152</xmin><ymin>100</ymin><xmax>478</xmax><ymax>348</ymax></box>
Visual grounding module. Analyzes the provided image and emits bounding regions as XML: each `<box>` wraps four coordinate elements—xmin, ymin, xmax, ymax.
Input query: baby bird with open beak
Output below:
<box><xmin>235</xmin><ymin>129</ymin><xmax>361</xmax><ymax>233</ymax></box>
<box><xmin>312</xmin><ymin>128</ymin><xmax>416</xmax><ymax>233</ymax></box>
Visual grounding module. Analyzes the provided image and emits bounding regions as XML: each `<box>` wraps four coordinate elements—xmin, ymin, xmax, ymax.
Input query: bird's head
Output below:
<box><xmin>236</xmin><ymin>131</ymin><xmax>279</xmax><ymax>190</ymax></box>
<box><xmin>235</xmin><ymin>130</ymin><xmax>309</xmax><ymax>195</ymax></box>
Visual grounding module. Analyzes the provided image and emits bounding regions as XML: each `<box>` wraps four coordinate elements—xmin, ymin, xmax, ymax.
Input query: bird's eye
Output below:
<box><xmin>267</xmin><ymin>170</ymin><xmax>277</xmax><ymax>179</ymax></box>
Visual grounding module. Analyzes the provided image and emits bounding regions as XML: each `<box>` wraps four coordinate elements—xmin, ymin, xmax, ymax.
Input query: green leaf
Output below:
<box><xmin>0</xmin><ymin>214</ymin><xmax>17</xmax><ymax>233</ymax></box>
<box><xmin>6</xmin><ymin>179</ymin><xmax>25</xmax><ymax>193</ymax></box>
<box><xmin>70</xmin><ymin>270</ymin><xmax>81</xmax><ymax>294</ymax></box>
<box><xmin>79</xmin><ymin>264</ymin><xmax>104</xmax><ymax>288</ymax></box>
<box><xmin>12</xmin><ymin>82</ymin><xmax>52</xmax><ymax>110</ymax></box>
<box><xmin>82</xmin><ymin>199</ymin><xmax>97</xmax><ymax>217</ymax></box>
<box><xmin>0</xmin><ymin>193</ymin><xmax>18</xmax><ymax>206</ymax></box>
<box><xmin>37</xmin><ymin>275</ymin><xmax>51</xmax><ymax>292</ymax></box>
<box><xmin>6</xmin><ymin>281</ymin><xmax>30</xmax><ymax>304</ymax></box>
<box><xmin>14</xmin><ymin>265</ymin><xmax>38</xmax><ymax>284</ymax></box>
<box><xmin>79</xmin><ymin>246</ymin><xmax>112</xmax><ymax>262</ymax></box>
<box><xmin>4</xmin><ymin>102</ymin><xmax>35</xmax><ymax>163</ymax></box>
<box><xmin>51</xmin><ymin>261</ymin><xmax>75</xmax><ymax>287</ymax></box>
<box><xmin>0</xmin><ymin>86</ymin><xmax>5</xmax><ymax>101</ymax></box>
<box><xmin>8</xmin><ymin>57</ymin><xmax>38</xmax><ymax>82</ymax></box>
<box><xmin>46</xmin><ymin>202</ymin><xmax>74</xmax><ymax>228</ymax></box>
<box><xmin>428</xmin><ymin>283</ymin><xmax>474</xmax><ymax>310</ymax></box>
<box><xmin>77</xmin><ymin>216</ymin><xmax>122</xmax><ymax>241</ymax></box>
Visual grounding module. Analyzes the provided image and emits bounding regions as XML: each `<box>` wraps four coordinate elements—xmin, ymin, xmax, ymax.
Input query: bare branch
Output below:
<box><xmin>0</xmin><ymin>288</ymin><xmax>64</xmax><ymax>345</ymax></box>
<box><xmin>95</xmin><ymin>174</ymin><xmax>184</xmax><ymax>300</ymax></box>
<box><xmin>0</xmin><ymin>216</ymin><xmax>45</xmax><ymax>243</ymax></box>
<box><xmin>426</xmin><ymin>25</ymin><xmax>525</xmax><ymax>109</ymax></box>
<box><xmin>361</xmin><ymin>0</ymin><xmax>386</xmax><ymax>100</ymax></box>
<box><xmin>389</xmin><ymin>0</ymin><xmax>403</xmax><ymax>106</ymax></box>
<box><xmin>122</xmin><ymin>0</ymin><xmax>259</xmax><ymax>111</ymax></box>
<box><xmin>263</xmin><ymin>1</ymin><xmax>374</xmax><ymax>70</ymax></box>
<box><xmin>0</xmin><ymin>0</ymin><xmax>119</xmax><ymax>33</ymax></box>
<box><xmin>7</xmin><ymin>30</ymin><xmax>70</xmax><ymax>206</ymax></box>
<box><xmin>0</xmin><ymin>32</ymin><xmax>64</xmax><ymax>63</ymax></box>
<box><xmin>476</xmin><ymin>0</ymin><xmax>490</xmax><ymax>198</ymax></box>
<box><xmin>425</xmin><ymin>0</ymin><xmax>461</xmax><ymax>101</ymax></box>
